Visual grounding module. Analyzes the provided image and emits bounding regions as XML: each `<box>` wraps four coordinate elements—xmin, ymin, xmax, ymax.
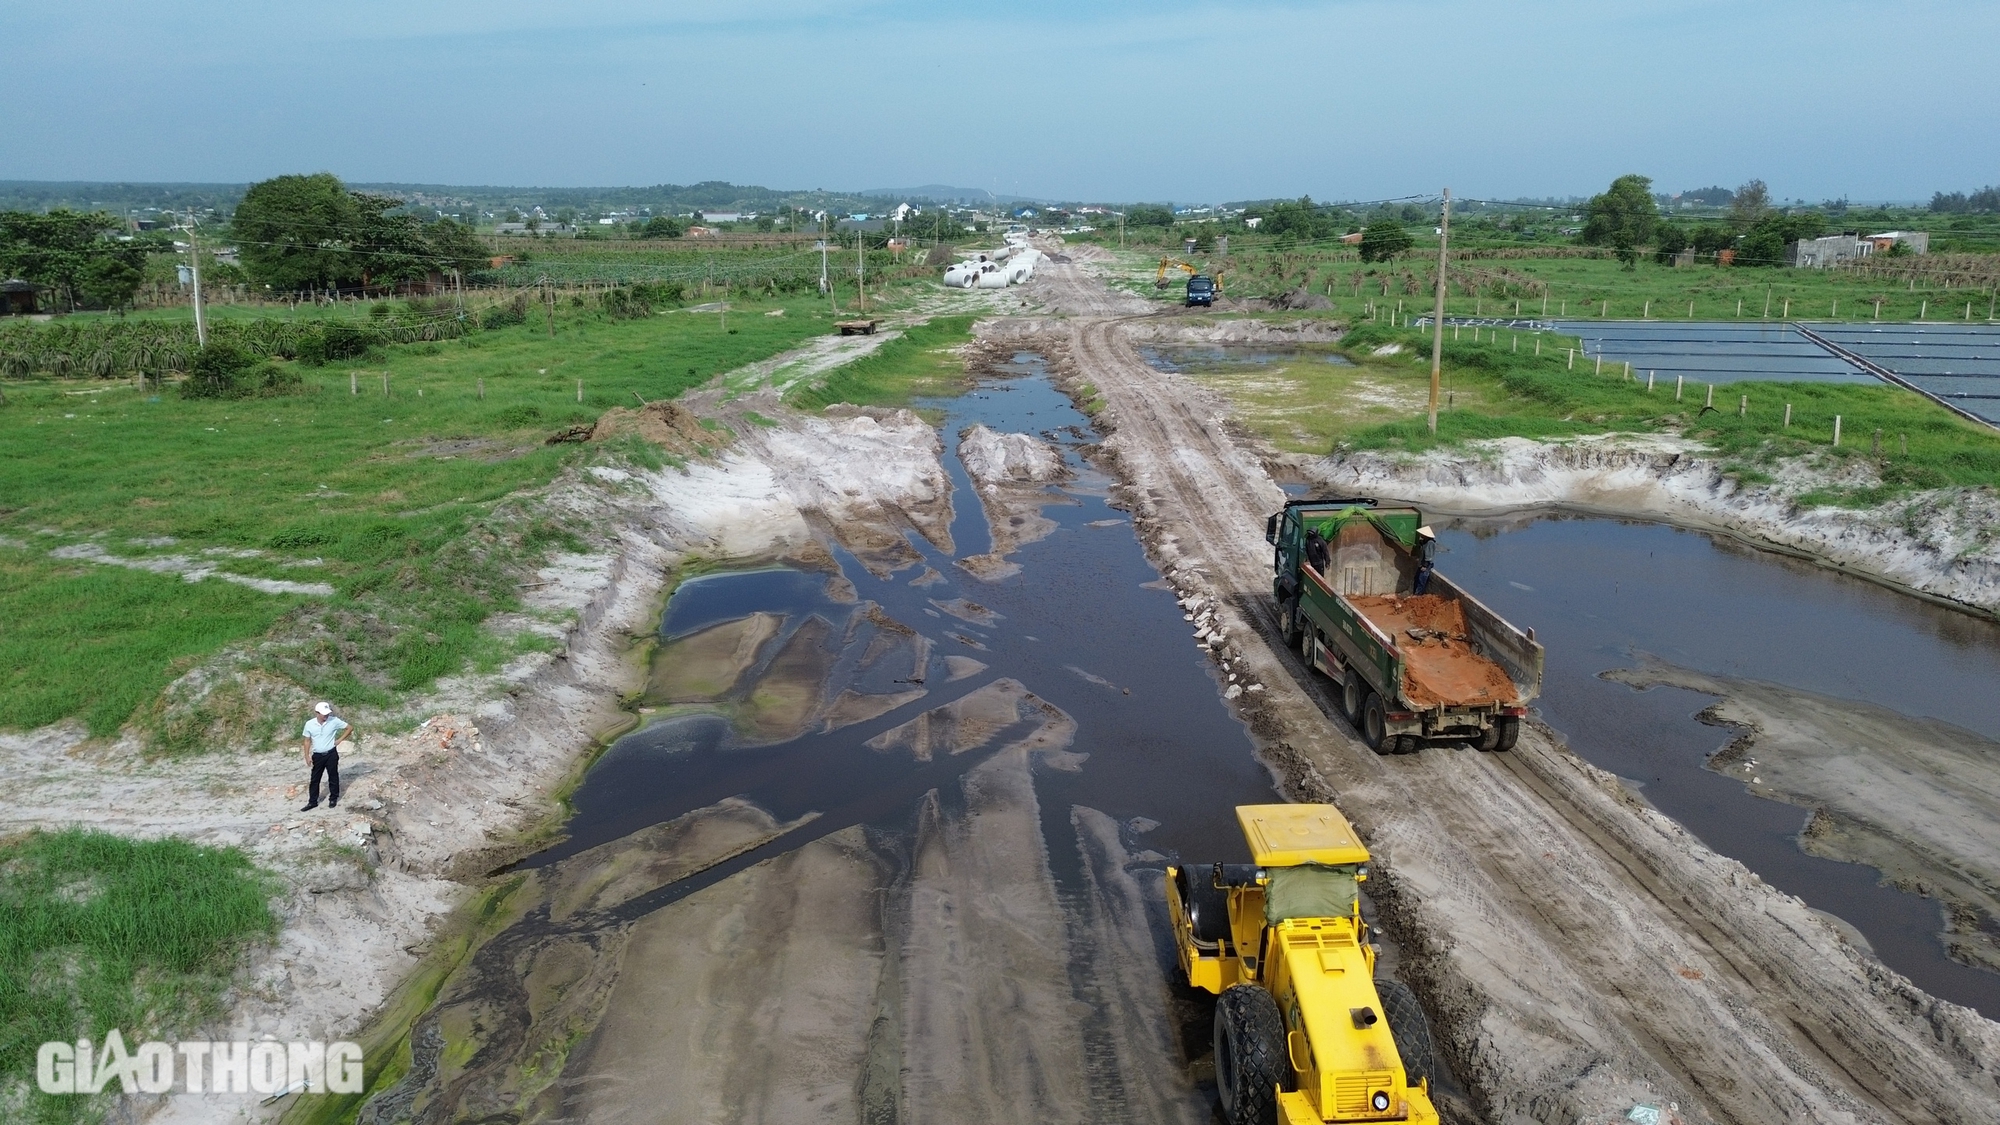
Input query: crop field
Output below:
<box><xmin>1102</xmin><ymin>244</ymin><xmax>2000</xmax><ymax>327</ymax></box>
<box><xmin>485</xmin><ymin>239</ymin><xmax>945</xmax><ymax>293</ymax></box>
<box><xmin>0</xmin><ymin>289</ymin><xmax>840</xmax><ymax>749</ymax></box>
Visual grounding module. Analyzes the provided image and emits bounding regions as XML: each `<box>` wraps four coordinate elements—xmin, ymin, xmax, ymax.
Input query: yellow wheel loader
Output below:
<box><xmin>1167</xmin><ymin>804</ymin><xmax>1439</xmax><ymax>1125</ymax></box>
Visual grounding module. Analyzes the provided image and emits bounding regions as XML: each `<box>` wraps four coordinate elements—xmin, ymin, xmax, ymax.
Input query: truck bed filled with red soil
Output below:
<box><xmin>1347</xmin><ymin>593</ymin><xmax>1521</xmax><ymax>708</ymax></box>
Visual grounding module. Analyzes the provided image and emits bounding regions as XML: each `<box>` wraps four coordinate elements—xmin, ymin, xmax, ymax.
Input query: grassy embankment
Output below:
<box><xmin>0</xmin><ymin>829</ymin><xmax>278</xmax><ymax>1125</ymax></box>
<box><xmin>0</xmin><ymin>294</ymin><xmax>835</xmax><ymax>749</ymax></box>
<box><xmin>784</xmin><ymin>315</ymin><xmax>978</xmax><ymax>411</ymax></box>
<box><xmin>1183</xmin><ymin>321</ymin><xmax>2000</xmax><ymax>506</ymax></box>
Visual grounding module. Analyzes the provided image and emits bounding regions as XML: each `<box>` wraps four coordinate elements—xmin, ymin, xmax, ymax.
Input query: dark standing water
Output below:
<box><xmin>1435</xmin><ymin>514</ymin><xmax>2000</xmax><ymax>1016</ymax></box>
<box><xmin>533</xmin><ymin>355</ymin><xmax>1277</xmax><ymax>884</ymax></box>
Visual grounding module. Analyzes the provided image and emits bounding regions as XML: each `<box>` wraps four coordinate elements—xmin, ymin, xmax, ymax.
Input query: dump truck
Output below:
<box><xmin>1266</xmin><ymin>498</ymin><xmax>1542</xmax><ymax>754</ymax></box>
<box><xmin>1168</xmin><ymin>803</ymin><xmax>1438</xmax><ymax>1125</ymax></box>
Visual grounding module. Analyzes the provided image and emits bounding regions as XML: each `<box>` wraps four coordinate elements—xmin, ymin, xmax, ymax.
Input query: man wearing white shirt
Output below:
<box><xmin>300</xmin><ymin>701</ymin><xmax>353</xmax><ymax>811</ymax></box>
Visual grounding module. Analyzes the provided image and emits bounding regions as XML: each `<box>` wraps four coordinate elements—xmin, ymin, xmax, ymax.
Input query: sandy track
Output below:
<box><xmin>1022</xmin><ymin>253</ymin><xmax>2000</xmax><ymax>1124</ymax></box>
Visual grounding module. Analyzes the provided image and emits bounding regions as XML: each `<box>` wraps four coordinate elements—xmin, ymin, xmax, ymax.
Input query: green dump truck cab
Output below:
<box><xmin>1265</xmin><ymin>498</ymin><xmax>1543</xmax><ymax>754</ymax></box>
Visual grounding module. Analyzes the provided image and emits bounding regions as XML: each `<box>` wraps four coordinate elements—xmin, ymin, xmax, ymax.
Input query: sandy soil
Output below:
<box><xmin>1016</xmin><ymin>246</ymin><xmax>2000</xmax><ymax>1124</ymax></box>
<box><xmin>351</xmin><ymin>668</ymin><xmax>1209</xmax><ymax>1125</ymax></box>
<box><xmin>955</xmin><ymin>422</ymin><xmax>1070</xmax><ymax>580</ymax></box>
<box><xmin>1604</xmin><ymin>661</ymin><xmax>2000</xmax><ymax>975</ymax></box>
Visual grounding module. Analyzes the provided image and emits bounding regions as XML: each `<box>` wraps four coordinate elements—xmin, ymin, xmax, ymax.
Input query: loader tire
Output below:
<box><xmin>1177</xmin><ymin>864</ymin><xmax>1231</xmax><ymax>946</ymax></box>
<box><xmin>1361</xmin><ymin>692</ymin><xmax>1391</xmax><ymax>754</ymax></box>
<box><xmin>1214</xmin><ymin>984</ymin><xmax>1289</xmax><ymax>1125</ymax></box>
<box><xmin>1477</xmin><ymin>716</ymin><xmax>1520</xmax><ymax>753</ymax></box>
<box><xmin>1341</xmin><ymin>669</ymin><xmax>1366</xmax><ymax>724</ymax></box>
<box><xmin>1279</xmin><ymin>595</ymin><xmax>1301</xmax><ymax>648</ymax></box>
<box><xmin>1375</xmin><ymin>979</ymin><xmax>1436</xmax><ymax>1089</ymax></box>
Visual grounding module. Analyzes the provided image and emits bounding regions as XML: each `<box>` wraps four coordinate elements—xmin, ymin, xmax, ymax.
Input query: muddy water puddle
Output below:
<box><xmin>359</xmin><ymin>358</ymin><xmax>1362</xmax><ymax>1123</ymax></box>
<box><xmin>1435</xmin><ymin>514</ymin><xmax>2000</xmax><ymax>1016</ymax></box>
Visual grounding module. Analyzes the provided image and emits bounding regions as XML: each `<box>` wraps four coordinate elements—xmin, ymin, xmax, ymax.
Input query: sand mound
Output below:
<box><xmin>591</xmin><ymin>400</ymin><xmax>726</xmax><ymax>454</ymax></box>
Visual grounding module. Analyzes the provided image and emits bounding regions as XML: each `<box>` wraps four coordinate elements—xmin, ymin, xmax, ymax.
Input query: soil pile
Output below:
<box><xmin>959</xmin><ymin>423</ymin><xmax>1069</xmax><ymax>485</ymax></box>
<box><xmin>955</xmin><ymin>424</ymin><xmax>1070</xmax><ymax>581</ymax></box>
<box><xmin>591</xmin><ymin>400</ymin><xmax>725</xmax><ymax>455</ymax></box>
<box><xmin>1273</xmin><ymin>287</ymin><xmax>1335</xmax><ymax>311</ymax></box>
<box><xmin>1348</xmin><ymin>594</ymin><xmax>1520</xmax><ymax>707</ymax></box>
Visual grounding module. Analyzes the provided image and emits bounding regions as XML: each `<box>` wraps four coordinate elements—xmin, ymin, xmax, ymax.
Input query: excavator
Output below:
<box><xmin>1157</xmin><ymin>257</ymin><xmax>1222</xmax><ymax>306</ymax></box>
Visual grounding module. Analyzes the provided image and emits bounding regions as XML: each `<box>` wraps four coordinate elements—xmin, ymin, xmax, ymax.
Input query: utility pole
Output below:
<box><xmin>858</xmin><ymin>231</ymin><xmax>867</xmax><ymax>313</ymax></box>
<box><xmin>1427</xmin><ymin>189</ymin><xmax>1450</xmax><ymax>435</ymax></box>
<box><xmin>186</xmin><ymin>214</ymin><xmax>209</xmax><ymax>347</ymax></box>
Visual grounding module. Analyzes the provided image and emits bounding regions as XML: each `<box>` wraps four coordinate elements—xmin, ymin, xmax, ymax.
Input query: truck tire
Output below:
<box><xmin>1177</xmin><ymin>864</ymin><xmax>1231</xmax><ymax>945</ymax></box>
<box><xmin>1477</xmin><ymin>716</ymin><xmax>1520</xmax><ymax>753</ymax></box>
<box><xmin>1341</xmin><ymin>669</ymin><xmax>1366</xmax><ymax>724</ymax></box>
<box><xmin>1214</xmin><ymin>983</ymin><xmax>1290</xmax><ymax>1125</ymax></box>
<box><xmin>1374</xmin><ymin>979</ymin><xmax>1436</xmax><ymax>1089</ymax></box>
<box><xmin>1278</xmin><ymin>595</ymin><xmax>1300</xmax><ymax>648</ymax></box>
<box><xmin>1361</xmin><ymin>692</ymin><xmax>1391</xmax><ymax>754</ymax></box>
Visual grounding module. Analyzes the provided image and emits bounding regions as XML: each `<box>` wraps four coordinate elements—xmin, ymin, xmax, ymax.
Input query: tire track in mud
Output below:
<box><xmin>1013</xmin><ymin>252</ymin><xmax>2000</xmax><ymax>1124</ymax></box>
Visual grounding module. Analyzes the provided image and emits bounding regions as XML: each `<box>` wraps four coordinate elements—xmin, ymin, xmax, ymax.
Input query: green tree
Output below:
<box><xmin>1690</xmin><ymin>224</ymin><xmax>1735</xmax><ymax>261</ymax></box>
<box><xmin>1581</xmin><ymin>174</ymin><xmax>1659</xmax><ymax>269</ymax></box>
<box><xmin>1261</xmin><ymin>196</ymin><xmax>1337</xmax><ymax>244</ymax></box>
<box><xmin>1126</xmin><ymin>205</ymin><xmax>1175</xmax><ymax>228</ymax></box>
<box><xmin>640</xmin><ymin>215</ymin><xmax>684</xmax><ymax>239</ymax></box>
<box><xmin>1736</xmin><ymin>212</ymin><xmax>1828</xmax><ymax>267</ymax></box>
<box><xmin>1729</xmin><ymin>179</ymin><xmax>1771</xmax><ymax>230</ymax></box>
<box><xmin>0</xmin><ymin>210</ymin><xmax>151</xmax><ymax>311</ymax></box>
<box><xmin>1652</xmin><ymin>222</ymin><xmax>1690</xmax><ymax>265</ymax></box>
<box><xmin>1357</xmin><ymin>222</ymin><xmax>1412</xmax><ymax>262</ymax></box>
<box><xmin>232</xmin><ymin>173</ymin><xmax>358</xmax><ymax>291</ymax></box>
<box><xmin>233</xmin><ymin>176</ymin><xmax>488</xmax><ymax>292</ymax></box>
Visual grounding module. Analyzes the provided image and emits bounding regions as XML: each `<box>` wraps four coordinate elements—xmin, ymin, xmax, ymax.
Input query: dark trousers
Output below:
<box><xmin>309</xmin><ymin>749</ymin><xmax>340</xmax><ymax>805</ymax></box>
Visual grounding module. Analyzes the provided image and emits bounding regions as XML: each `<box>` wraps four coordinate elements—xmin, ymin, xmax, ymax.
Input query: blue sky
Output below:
<box><xmin>4</xmin><ymin>1</ymin><xmax>1994</xmax><ymax>203</ymax></box>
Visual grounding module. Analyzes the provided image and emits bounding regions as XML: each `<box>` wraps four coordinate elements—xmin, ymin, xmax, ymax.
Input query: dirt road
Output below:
<box><xmin>1022</xmin><ymin>247</ymin><xmax>2000</xmax><ymax>1124</ymax></box>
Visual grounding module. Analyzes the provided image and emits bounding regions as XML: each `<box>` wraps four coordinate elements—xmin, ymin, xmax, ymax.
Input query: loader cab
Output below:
<box><xmin>1167</xmin><ymin>804</ymin><xmax>1441</xmax><ymax>1125</ymax></box>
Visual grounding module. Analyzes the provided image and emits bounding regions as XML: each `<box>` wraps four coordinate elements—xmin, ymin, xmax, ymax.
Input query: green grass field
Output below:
<box><xmin>784</xmin><ymin>315</ymin><xmax>978</xmax><ymax>411</ymax></box>
<box><xmin>0</xmin><ymin>829</ymin><xmax>278</xmax><ymax>1125</ymax></box>
<box><xmin>0</xmin><ymin>293</ymin><xmax>837</xmax><ymax>746</ymax></box>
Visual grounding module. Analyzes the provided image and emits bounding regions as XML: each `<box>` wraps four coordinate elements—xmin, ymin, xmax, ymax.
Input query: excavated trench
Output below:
<box><xmin>351</xmin><ymin>357</ymin><xmax>1471</xmax><ymax>1123</ymax></box>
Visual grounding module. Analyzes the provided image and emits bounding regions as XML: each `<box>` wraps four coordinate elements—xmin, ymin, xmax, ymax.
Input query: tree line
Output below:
<box><xmin>231</xmin><ymin>173</ymin><xmax>487</xmax><ymax>292</ymax></box>
<box><xmin>1930</xmin><ymin>186</ymin><xmax>2000</xmax><ymax>214</ymax></box>
<box><xmin>0</xmin><ymin>211</ymin><xmax>162</xmax><ymax>311</ymax></box>
<box><xmin>1581</xmin><ymin>174</ymin><xmax>1851</xmax><ymax>269</ymax></box>
<box><xmin>0</xmin><ymin>173</ymin><xmax>493</xmax><ymax>313</ymax></box>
